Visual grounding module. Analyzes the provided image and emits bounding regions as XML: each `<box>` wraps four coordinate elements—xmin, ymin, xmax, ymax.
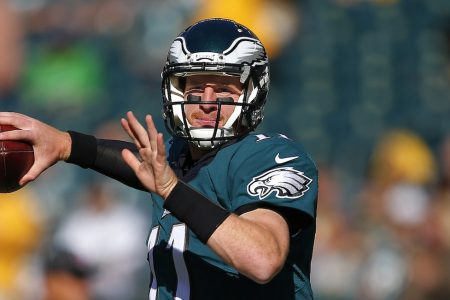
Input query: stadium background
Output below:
<box><xmin>1</xmin><ymin>0</ymin><xmax>450</xmax><ymax>299</ymax></box>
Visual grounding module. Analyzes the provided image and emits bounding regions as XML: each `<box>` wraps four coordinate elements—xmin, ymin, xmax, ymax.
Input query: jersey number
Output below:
<box><xmin>255</xmin><ymin>133</ymin><xmax>291</xmax><ymax>142</ymax></box>
<box><xmin>148</xmin><ymin>224</ymin><xmax>190</xmax><ymax>300</ymax></box>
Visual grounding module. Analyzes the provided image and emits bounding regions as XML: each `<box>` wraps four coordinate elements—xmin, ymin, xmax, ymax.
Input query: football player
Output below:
<box><xmin>0</xmin><ymin>18</ymin><xmax>318</xmax><ymax>300</ymax></box>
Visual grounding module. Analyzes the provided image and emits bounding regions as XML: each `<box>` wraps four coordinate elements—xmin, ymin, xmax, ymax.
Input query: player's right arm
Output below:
<box><xmin>0</xmin><ymin>112</ymin><xmax>145</xmax><ymax>190</ymax></box>
<box><xmin>0</xmin><ymin>112</ymin><xmax>72</xmax><ymax>185</ymax></box>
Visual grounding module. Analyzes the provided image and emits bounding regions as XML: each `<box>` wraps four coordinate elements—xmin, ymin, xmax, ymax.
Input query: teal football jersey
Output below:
<box><xmin>146</xmin><ymin>133</ymin><xmax>318</xmax><ymax>300</ymax></box>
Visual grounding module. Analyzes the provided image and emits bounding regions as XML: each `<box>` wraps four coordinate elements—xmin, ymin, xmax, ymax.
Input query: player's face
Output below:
<box><xmin>183</xmin><ymin>75</ymin><xmax>243</xmax><ymax>128</ymax></box>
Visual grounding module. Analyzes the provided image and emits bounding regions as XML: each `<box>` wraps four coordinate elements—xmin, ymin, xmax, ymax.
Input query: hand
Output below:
<box><xmin>0</xmin><ymin>112</ymin><xmax>72</xmax><ymax>185</ymax></box>
<box><xmin>121</xmin><ymin>111</ymin><xmax>178</xmax><ymax>199</ymax></box>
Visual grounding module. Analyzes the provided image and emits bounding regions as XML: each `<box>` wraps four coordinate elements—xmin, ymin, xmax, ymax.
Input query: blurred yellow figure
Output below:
<box><xmin>0</xmin><ymin>190</ymin><xmax>42</xmax><ymax>299</ymax></box>
<box><xmin>370</xmin><ymin>129</ymin><xmax>436</xmax><ymax>186</ymax></box>
<box><xmin>192</xmin><ymin>0</ymin><xmax>299</xmax><ymax>57</ymax></box>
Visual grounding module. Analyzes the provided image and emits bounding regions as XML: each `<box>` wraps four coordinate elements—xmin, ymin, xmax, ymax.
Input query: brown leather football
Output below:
<box><xmin>0</xmin><ymin>125</ymin><xmax>34</xmax><ymax>193</ymax></box>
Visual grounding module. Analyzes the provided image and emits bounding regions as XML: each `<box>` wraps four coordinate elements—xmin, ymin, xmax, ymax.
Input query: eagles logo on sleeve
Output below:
<box><xmin>247</xmin><ymin>167</ymin><xmax>312</xmax><ymax>200</ymax></box>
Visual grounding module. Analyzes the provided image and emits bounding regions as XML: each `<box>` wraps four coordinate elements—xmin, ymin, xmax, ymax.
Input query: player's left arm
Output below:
<box><xmin>207</xmin><ymin>208</ymin><xmax>290</xmax><ymax>284</ymax></box>
<box><xmin>205</xmin><ymin>135</ymin><xmax>317</xmax><ymax>283</ymax></box>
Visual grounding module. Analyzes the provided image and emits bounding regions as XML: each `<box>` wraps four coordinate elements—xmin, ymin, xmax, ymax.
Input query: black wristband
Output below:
<box><xmin>164</xmin><ymin>181</ymin><xmax>231</xmax><ymax>243</ymax></box>
<box><xmin>66</xmin><ymin>131</ymin><xmax>97</xmax><ymax>169</ymax></box>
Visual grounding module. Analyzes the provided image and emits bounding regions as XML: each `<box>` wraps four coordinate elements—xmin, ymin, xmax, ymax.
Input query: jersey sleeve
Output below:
<box><xmin>228</xmin><ymin>134</ymin><xmax>318</xmax><ymax>233</ymax></box>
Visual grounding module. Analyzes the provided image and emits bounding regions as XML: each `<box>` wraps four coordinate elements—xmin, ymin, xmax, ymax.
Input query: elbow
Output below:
<box><xmin>247</xmin><ymin>254</ymin><xmax>286</xmax><ymax>284</ymax></box>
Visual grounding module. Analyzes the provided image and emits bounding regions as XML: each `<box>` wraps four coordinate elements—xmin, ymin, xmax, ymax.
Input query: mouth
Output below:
<box><xmin>192</xmin><ymin>119</ymin><xmax>223</xmax><ymax>128</ymax></box>
<box><xmin>189</xmin><ymin>113</ymin><xmax>224</xmax><ymax>128</ymax></box>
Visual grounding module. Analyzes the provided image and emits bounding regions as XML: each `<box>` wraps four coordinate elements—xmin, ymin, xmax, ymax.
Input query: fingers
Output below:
<box><xmin>146</xmin><ymin>115</ymin><xmax>158</xmax><ymax>153</ymax></box>
<box><xmin>122</xmin><ymin>112</ymin><xmax>162</xmax><ymax>152</ymax></box>
<box><xmin>126</xmin><ymin>111</ymin><xmax>151</xmax><ymax>149</ymax></box>
<box><xmin>121</xmin><ymin>112</ymin><xmax>142</xmax><ymax>147</ymax></box>
<box><xmin>0</xmin><ymin>112</ymin><xmax>28</xmax><ymax>120</ymax></box>
<box><xmin>20</xmin><ymin>164</ymin><xmax>42</xmax><ymax>186</ymax></box>
<box><xmin>122</xmin><ymin>112</ymin><xmax>166</xmax><ymax>165</ymax></box>
<box><xmin>146</xmin><ymin>117</ymin><xmax>167</xmax><ymax>164</ymax></box>
<box><xmin>156</xmin><ymin>133</ymin><xmax>166</xmax><ymax>164</ymax></box>
<box><xmin>0</xmin><ymin>113</ymin><xmax>31</xmax><ymax>130</ymax></box>
<box><xmin>0</xmin><ymin>113</ymin><xmax>39</xmax><ymax>143</ymax></box>
<box><xmin>121</xmin><ymin>148</ymin><xmax>142</xmax><ymax>173</ymax></box>
<box><xmin>121</xmin><ymin>117</ymin><xmax>140</xmax><ymax>147</ymax></box>
<box><xmin>0</xmin><ymin>115</ymin><xmax>16</xmax><ymax>126</ymax></box>
<box><xmin>0</xmin><ymin>111</ymin><xmax>34</xmax><ymax>123</ymax></box>
<box><xmin>0</xmin><ymin>127</ymin><xmax>33</xmax><ymax>141</ymax></box>
<box><xmin>19</xmin><ymin>158</ymin><xmax>50</xmax><ymax>185</ymax></box>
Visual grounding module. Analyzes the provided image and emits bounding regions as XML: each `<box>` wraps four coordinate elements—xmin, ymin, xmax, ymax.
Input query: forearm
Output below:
<box><xmin>207</xmin><ymin>210</ymin><xmax>289</xmax><ymax>284</ymax></box>
<box><xmin>164</xmin><ymin>181</ymin><xmax>289</xmax><ymax>283</ymax></box>
<box><xmin>66</xmin><ymin>131</ymin><xmax>146</xmax><ymax>191</ymax></box>
<box><xmin>95</xmin><ymin>139</ymin><xmax>146</xmax><ymax>190</ymax></box>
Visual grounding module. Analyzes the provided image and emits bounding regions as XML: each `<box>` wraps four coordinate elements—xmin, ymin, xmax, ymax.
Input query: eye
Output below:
<box><xmin>217</xmin><ymin>97</ymin><xmax>234</xmax><ymax>103</ymax></box>
<box><xmin>216</xmin><ymin>87</ymin><xmax>233</xmax><ymax>93</ymax></box>
<box><xmin>186</xmin><ymin>95</ymin><xmax>201</xmax><ymax>102</ymax></box>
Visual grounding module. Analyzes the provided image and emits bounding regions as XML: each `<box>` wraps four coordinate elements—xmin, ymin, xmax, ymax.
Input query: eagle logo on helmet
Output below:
<box><xmin>247</xmin><ymin>167</ymin><xmax>312</xmax><ymax>200</ymax></box>
<box><xmin>167</xmin><ymin>36</ymin><xmax>267</xmax><ymax>67</ymax></box>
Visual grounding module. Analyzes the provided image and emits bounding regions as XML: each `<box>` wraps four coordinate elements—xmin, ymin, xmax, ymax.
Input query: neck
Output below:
<box><xmin>189</xmin><ymin>143</ymin><xmax>211</xmax><ymax>160</ymax></box>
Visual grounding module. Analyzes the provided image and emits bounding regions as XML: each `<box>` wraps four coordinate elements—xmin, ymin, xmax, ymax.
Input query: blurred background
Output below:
<box><xmin>1</xmin><ymin>0</ymin><xmax>450</xmax><ymax>299</ymax></box>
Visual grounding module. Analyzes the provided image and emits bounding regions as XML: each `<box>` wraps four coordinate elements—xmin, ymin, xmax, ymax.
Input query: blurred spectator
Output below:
<box><xmin>430</xmin><ymin>135</ymin><xmax>450</xmax><ymax>250</ymax></box>
<box><xmin>401</xmin><ymin>245</ymin><xmax>450</xmax><ymax>300</ymax></box>
<box><xmin>312</xmin><ymin>166</ymin><xmax>366</xmax><ymax>300</ymax></box>
<box><xmin>42</xmin><ymin>247</ymin><xmax>92</xmax><ymax>300</ymax></box>
<box><xmin>358</xmin><ymin>231</ymin><xmax>407</xmax><ymax>300</ymax></box>
<box><xmin>20</xmin><ymin>36</ymin><xmax>106</xmax><ymax>113</ymax></box>
<box><xmin>359</xmin><ymin>130</ymin><xmax>436</xmax><ymax>235</ymax></box>
<box><xmin>191</xmin><ymin>0</ymin><xmax>300</xmax><ymax>57</ymax></box>
<box><xmin>369</xmin><ymin>129</ymin><xmax>436</xmax><ymax>188</ymax></box>
<box><xmin>400</xmin><ymin>134</ymin><xmax>450</xmax><ymax>299</ymax></box>
<box><xmin>0</xmin><ymin>0</ymin><xmax>24</xmax><ymax>96</ymax></box>
<box><xmin>22</xmin><ymin>0</ymin><xmax>140</xmax><ymax>36</ymax></box>
<box><xmin>355</xmin><ymin>129</ymin><xmax>442</xmax><ymax>300</ymax></box>
<box><xmin>53</xmin><ymin>178</ymin><xmax>148</xmax><ymax>300</ymax></box>
<box><xmin>435</xmin><ymin>134</ymin><xmax>450</xmax><ymax>200</ymax></box>
<box><xmin>0</xmin><ymin>189</ymin><xmax>43</xmax><ymax>300</ymax></box>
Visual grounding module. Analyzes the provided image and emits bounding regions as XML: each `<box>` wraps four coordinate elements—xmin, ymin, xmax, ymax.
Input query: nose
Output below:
<box><xmin>199</xmin><ymin>86</ymin><xmax>218</xmax><ymax>113</ymax></box>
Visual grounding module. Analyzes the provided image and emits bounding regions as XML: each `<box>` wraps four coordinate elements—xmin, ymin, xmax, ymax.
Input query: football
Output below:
<box><xmin>0</xmin><ymin>125</ymin><xmax>34</xmax><ymax>193</ymax></box>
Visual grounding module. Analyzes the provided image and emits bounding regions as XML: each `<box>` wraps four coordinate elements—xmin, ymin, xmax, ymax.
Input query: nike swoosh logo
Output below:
<box><xmin>275</xmin><ymin>153</ymin><xmax>299</xmax><ymax>164</ymax></box>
